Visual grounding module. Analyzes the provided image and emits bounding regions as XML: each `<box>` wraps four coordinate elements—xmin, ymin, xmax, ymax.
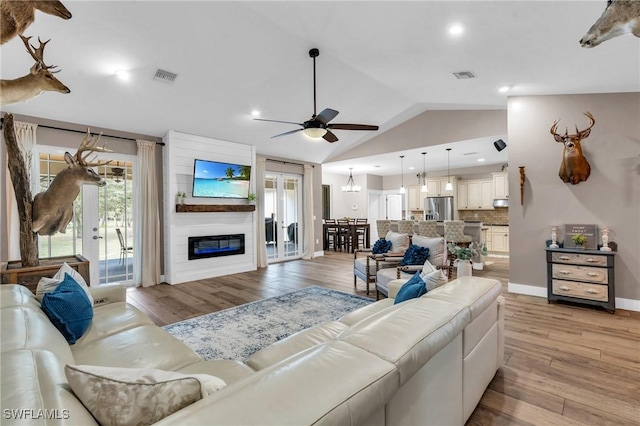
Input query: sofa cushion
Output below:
<box><xmin>385</xmin><ymin>230</ymin><xmax>410</xmax><ymax>252</ymax></box>
<box><xmin>372</xmin><ymin>238</ymin><xmax>392</xmax><ymax>254</ymax></box>
<box><xmin>412</xmin><ymin>235</ymin><xmax>446</xmax><ymax>267</ymax></box>
<box><xmin>399</xmin><ymin>244</ymin><xmax>430</xmax><ymax>268</ymax></box>
<box><xmin>247</xmin><ymin>321</ymin><xmax>348</xmax><ymax>370</ymax></box>
<box><xmin>41</xmin><ymin>273</ymin><xmax>94</xmax><ymax>344</ymax></box>
<box><xmin>354</xmin><ymin>256</ymin><xmax>397</xmax><ymax>280</ymax></box>
<box><xmin>65</xmin><ymin>364</ymin><xmax>226</xmax><ymax>426</ymax></box>
<box><xmin>73</xmin><ymin>302</ymin><xmax>154</xmax><ymax>346</ymax></box>
<box><xmin>0</xmin><ymin>284</ymin><xmax>41</xmax><ymax>309</ymax></box>
<box><xmin>178</xmin><ymin>360</ymin><xmax>255</xmax><ymax>385</ymax></box>
<box><xmin>338</xmin><ymin>299</ymin><xmax>395</xmax><ymax>326</ymax></box>
<box><xmin>395</xmin><ymin>274</ymin><xmax>427</xmax><ymax>304</ymax></box>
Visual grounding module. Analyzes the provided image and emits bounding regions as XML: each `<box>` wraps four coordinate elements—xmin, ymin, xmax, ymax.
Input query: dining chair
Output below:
<box><xmin>324</xmin><ymin>219</ymin><xmax>339</xmax><ymax>251</ymax></box>
<box><xmin>116</xmin><ymin>228</ymin><xmax>133</xmax><ymax>264</ymax></box>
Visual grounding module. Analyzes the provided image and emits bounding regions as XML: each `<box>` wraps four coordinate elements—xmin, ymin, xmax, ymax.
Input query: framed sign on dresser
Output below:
<box><xmin>545</xmin><ymin>248</ymin><xmax>616</xmax><ymax>313</ymax></box>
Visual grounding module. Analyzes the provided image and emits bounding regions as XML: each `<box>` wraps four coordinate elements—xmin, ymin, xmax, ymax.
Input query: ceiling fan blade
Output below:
<box><xmin>315</xmin><ymin>108</ymin><xmax>339</xmax><ymax>125</ymax></box>
<box><xmin>254</xmin><ymin>118</ymin><xmax>304</xmax><ymax>126</ymax></box>
<box><xmin>271</xmin><ymin>128</ymin><xmax>304</xmax><ymax>139</ymax></box>
<box><xmin>327</xmin><ymin>123</ymin><xmax>379</xmax><ymax>131</ymax></box>
<box><xmin>323</xmin><ymin>130</ymin><xmax>339</xmax><ymax>143</ymax></box>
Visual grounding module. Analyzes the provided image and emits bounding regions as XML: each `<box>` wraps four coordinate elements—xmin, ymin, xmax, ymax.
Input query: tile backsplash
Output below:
<box><xmin>460</xmin><ymin>209</ymin><xmax>509</xmax><ymax>225</ymax></box>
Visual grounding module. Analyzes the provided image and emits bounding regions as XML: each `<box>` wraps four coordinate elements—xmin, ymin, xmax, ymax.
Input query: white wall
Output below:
<box><xmin>322</xmin><ymin>171</ymin><xmax>368</xmax><ymax>219</ymax></box>
<box><xmin>163</xmin><ymin>131</ymin><xmax>256</xmax><ymax>284</ymax></box>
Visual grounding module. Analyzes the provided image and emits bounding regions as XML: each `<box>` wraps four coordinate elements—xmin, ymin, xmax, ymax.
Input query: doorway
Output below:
<box><xmin>36</xmin><ymin>149</ymin><xmax>136</xmax><ymax>285</ymax></box>
<box><xmin>264</xmin><ymin>173</ymin><xmax>303</xmax><ymax>262</ymax></box>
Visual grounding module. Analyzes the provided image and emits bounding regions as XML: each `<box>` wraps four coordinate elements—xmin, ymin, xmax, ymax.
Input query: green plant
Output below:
<box><xmin>447</xmin><ymin>242</ymin><xmax>473</xmax><ymax>261</ymax></box>
<box><xmin>247</xmin><ymin>193</ymin><xmax>256</xmax><ymax>202</ymax></box>
<box><xmin>572</xmin><ymin>234</ymin><xmax>587</xmax><ymax>246</ymax></box>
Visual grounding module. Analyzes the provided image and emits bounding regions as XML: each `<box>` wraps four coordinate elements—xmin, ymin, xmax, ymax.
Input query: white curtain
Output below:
<box><xmin>6</xmin><ymin>121</ymin><xmax>37</xmax><ymax>261</ymax></box>
<box><xmin>135</xmin><ymin>140</ymin><xmax>161</xmax><ymax>287</ymax></box>
<box><xmin>302</xmin><ymin>164</ymin><xmax>314</xmax><ymax>260</ymax></box>
<box><xmin>255</xmin><ymin>157</ymin><xmax>268</xmax><ymax>267</ymax></box>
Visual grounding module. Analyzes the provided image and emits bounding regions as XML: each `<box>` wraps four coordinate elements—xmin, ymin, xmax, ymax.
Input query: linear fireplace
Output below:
<box><xmin>188</xmin><ymin>234</ymin><xmax>245</xmax><ymax>260</ymax></box>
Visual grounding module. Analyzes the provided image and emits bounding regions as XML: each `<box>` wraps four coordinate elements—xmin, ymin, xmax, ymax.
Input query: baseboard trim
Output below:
<box><xmin>314</xmin><ymin>250</ymin><xmax>325</xmax><ymax>257</ymax></box>
<box><xmin>508</xmin><ymin>282</ymin><xmax>640</xmax><ymax>312</ymax></box>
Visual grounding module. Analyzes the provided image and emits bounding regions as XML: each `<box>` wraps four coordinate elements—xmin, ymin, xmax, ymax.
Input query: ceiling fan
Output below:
<box><xmin>106</xmin><ymin>162</ymin><xmax>125</xmax><ymax>182</ymax></box>
<box><xmin>254</xmin><ymin>48</ymin><xmax>379</xmax><ymax>143</ymax></box>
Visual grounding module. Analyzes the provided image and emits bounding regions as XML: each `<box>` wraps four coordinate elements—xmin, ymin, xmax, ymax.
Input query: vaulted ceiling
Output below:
<box><xmin>1</xmin><ymin>1</ymin><xmax>638</xmax><ymax>170</ymax></box>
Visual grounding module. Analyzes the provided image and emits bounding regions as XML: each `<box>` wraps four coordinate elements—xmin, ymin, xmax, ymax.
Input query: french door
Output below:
<box><xmin>264</xmin><ymin>173</ymin><xmax>303</xmax><ymax>262</ymax></box>
<box><xmin>36</xmin><ymin>148</ymin><xmax>136</xmax><ymax>285</ymax></box>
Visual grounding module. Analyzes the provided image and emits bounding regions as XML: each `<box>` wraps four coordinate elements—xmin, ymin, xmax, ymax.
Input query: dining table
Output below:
<box><xmin>323</xmin><ymin>222</ymin><xmax>370</xmax><ymax>253</ymax></box>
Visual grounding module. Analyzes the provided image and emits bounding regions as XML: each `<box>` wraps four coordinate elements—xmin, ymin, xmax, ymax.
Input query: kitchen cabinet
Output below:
<box><xmin>489</xmin><ymin>225</ymin><xmax>509</xmax><ymax>252</ymax></box>
<box><xmin>457</xmin><ymin>179</ymin><xmax>494</xmax><ymax>210</ymax></box>
<box><xmin>493</xmin><ymin>172</ymin><xmax>509</xmax><ymax>199</ymax></box>
<box><xmin>546</xmin><ymin>248</ymin><xmax>616</xmax><ymax>313</ymax></box>
<box><xmin>407</xmin><ymin>186</ymin><xmax>424</xmax><ymax>211</ymax></box>
<box><xmin>425</xmin><ymin>177</ymin><xmax>457</xmax><ymax>197</ymax></box>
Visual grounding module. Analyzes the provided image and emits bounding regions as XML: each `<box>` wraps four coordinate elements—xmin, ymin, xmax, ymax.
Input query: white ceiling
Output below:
<box><xmin>1</xmin><ymin>1</ymin><xmax>638</xmax><ymax>172</ymax></box>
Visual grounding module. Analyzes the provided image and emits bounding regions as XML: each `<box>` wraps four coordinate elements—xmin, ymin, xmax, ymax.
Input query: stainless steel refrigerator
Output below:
<box><xmin>424</xmin><ymin>196</ymin><xmax>454</xmax><ymax>221</ymax></box>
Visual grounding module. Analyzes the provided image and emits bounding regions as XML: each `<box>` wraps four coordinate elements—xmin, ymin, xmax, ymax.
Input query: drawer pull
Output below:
<box><xmin>559</xmin><ymin>256</ymin><xmax>570</xmax><ymax>260</ymax></box>
<box><xmin>586</xmin><ymin>258</ymin><xmax>598</xmax><ymax>263</ymax></box>
<box><xmin>559</xmin><ymin>286</ymin><xmax>571</xmax><ymax>291</ymax></box>
<box><xmin>558</xmin><ymin>270</ymin><xmax>571</xmax><ymax>275</ymax></box>
<box><xmin>586</xmin><ymin>289</ymin><xmax>599</xmax><ymax>294</ymax></box>
<box><xmin>587</xmin><ymin>272</ymin><xmax>599</xmax><ymax>277</ymax></box>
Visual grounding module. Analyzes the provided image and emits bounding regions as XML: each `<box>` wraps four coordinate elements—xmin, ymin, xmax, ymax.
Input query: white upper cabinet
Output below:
<box><xmin>493</xmin><ymin>172</ymin><xmax>509</xmax><ymax>199</ymax></box>
<box><xmin>457</xmin><ymin>179</ymin><xmax>494</xmax><ymax>210</ymax></box>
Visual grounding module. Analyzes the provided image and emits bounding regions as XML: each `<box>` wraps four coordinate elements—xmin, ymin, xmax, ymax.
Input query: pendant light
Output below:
<box><xmin>341</xmin><ymin>168</ymin><xmax>361</xmax><ymax>192</ymax></box>
<box><xmin>445</xmin><ymin>148</ymin><xmax>453</xmax><ymax>191</ymax></box>
<box><xmin>399</xmin><ymin>155</ymin><xmax>406</xmax><ymax>194</ymax></box>
<box><xmin>421</xmin><ymin>152</ymin><xmax>428</xmax><ymax>193</ymax></box>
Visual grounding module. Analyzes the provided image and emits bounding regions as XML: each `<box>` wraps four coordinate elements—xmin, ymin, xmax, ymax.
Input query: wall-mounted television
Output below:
<box><xmin>192</xmin><ymin>159</ymin><xmax>251</xmax><ymax>198</ymax></box>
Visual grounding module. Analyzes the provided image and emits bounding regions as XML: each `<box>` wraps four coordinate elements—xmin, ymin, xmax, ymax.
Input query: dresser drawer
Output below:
<box><xmin>551</xmin><ymin>264</ymin><xmax>608</xmax><ymax>284</ymax></box>
<box><xmin>551</xmin><ymin>252</ymin><xmax>607</xmax><ymax>266</ymax></box>
<box><xmin>552</xmin><ymin>280</ymin><xmax>609</xmax><ymax>302</ymax></box>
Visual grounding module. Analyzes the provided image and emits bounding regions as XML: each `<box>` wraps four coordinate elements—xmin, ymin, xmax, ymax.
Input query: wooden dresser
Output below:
<box><xmin>545</xmin><ymin>248</ymin><xmax>616</xmax><ymax>313</ymax></box>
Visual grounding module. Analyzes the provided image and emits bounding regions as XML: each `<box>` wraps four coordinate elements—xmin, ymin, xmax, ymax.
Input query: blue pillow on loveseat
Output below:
<box><xmin>372</xmin><ymin>238</ymin><xmax>393</xmax><ymax>254</ymax></box>
<box><xmin>399</xmin><ymin>244</ymin><xmax>430</xmax><ymax>268</ymax></box>
<box><xmin>41</xmin><ymin>273</ymin><xmax>93</xmax><ymax>344</ymax></box>
<box><xmin>394</xmin><ymin>273</ymin><xmax>427</xmax><ymax>304</ymax></box>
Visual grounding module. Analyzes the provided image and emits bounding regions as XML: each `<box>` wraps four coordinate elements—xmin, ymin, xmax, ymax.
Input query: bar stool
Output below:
<box><xmin>376</xmin><ymin>220</ymin><xmax>391</xmax><ymax>240</ymax></box>
<box><xmin>444</xmin><ymin>220</ymin><xmax>473</xmax><ymax>248</ymax></box>
<box><xmin>417</xmin><ymin>220</ymin><xmax>440</xmax><ymax>238</ymax></box>
<box><xmin>397</xmin><ymin>220</ymin><xmax>414</xmax><ymax>235</ymax></box>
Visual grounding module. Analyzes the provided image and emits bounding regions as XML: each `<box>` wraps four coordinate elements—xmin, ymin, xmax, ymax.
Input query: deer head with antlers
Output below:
<box><xmin>550</xmin><ymin>112</ymin><xmax>596</xmax><ymax>185</ymax></box>
<box><xmin>0</xmin><ymin>35</ymin><xmax>70</xmax><ymax>107</ymax></box>
<box><xmin>0</xmin><ymin>0</ymin><xmax>72</xmax><ymax>45</ymax></box>
<box><xmin>32</xmin><ymin>131</ymin><xmax>112</xmax><ymax>236</ymax></box>
<box><xmin>580</xmin><ymin>0</ymin><xmax>640</xmax><ymax>48</ymax></box>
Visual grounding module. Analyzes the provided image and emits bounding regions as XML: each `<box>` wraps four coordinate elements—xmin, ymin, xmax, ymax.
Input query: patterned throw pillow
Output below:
<box><xmin>394</xmin><ymin>273</ymin><xmax>427</xmax><ymax>304</ymax></box>
<box><xmin>372</xmin><ymin>239</ymin><xmax>392</xmax><ymax>254</ymax></box>
<box><xmin>65</xmin><ymin>365</ymin><xmax>227</xmax><ymax>426</ymax></box>
<box><xmin>41</xmin><ymin>273</ymin><xmax>94</xmax><ymax>344</ymax></box>
<box><xmin>399</xmin><ymin>244</ymin><xmax>430</xmax><ymax>268</ymax></box>
<box><xmin>420</xmin><ymin>268</ymin><xmax>449</xmax><ymax>291</ymax></box>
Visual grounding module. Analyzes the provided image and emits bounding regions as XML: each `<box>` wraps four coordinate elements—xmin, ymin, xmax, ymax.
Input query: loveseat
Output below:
<box><xmin>1</xmin><ymin>276</ymin><xmax>504</xmax><ymax>425</ymax></box>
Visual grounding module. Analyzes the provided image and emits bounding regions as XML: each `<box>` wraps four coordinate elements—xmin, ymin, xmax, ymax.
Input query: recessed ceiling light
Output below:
<box><xmin>448</xmin><ymin>23</ymin><xmax>464</xmax><ymax>35</ymax></box>
<box><xmin>373</xmin><ymin>165</ymin><xmax>381</xmax><ymax>168</ymax></box>
<box><xmin>115</xmin><ymin>69</ymin><xmax>130</xmax><ymax>81</ymax></box>
<box><xmin>408</xmin><ymin>166</ymin><xmax>415</xmax><ymax>170</ymax></box>
<box><xmin>498</xmin><ymin>86</ymin><xmax>511</xmax><ymax>93</ymax></box>
<box><xmin>478</xmin><ymin>158</ymin><xmax>486</xmax><ymax>162</ymax></box>
<box><xmin>251</xmin><ymin>110</ymin><xmax>261</xmax><ymax>117</ymax></box>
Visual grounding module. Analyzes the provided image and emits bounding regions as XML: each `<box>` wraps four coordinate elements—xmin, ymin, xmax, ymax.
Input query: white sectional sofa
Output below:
<box><xmin>1</xmin><ymin>276</ymin><xmax>504</xmax><ymax>425</ymax></box>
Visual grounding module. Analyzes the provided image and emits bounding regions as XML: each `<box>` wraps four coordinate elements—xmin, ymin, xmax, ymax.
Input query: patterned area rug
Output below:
<box><xmin>163</xmin><ymin>286</ymin><xmax>372</xmax><ymax>361</ymax></box>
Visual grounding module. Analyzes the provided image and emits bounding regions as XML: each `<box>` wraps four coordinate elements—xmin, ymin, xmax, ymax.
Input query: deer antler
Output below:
<box><xmin>19</xmin><ymin>35</ymin><xmax>60</xmax><ymax>73</ymax></box>
<box><xmin>577</xmin><ymin>112</ymin><xmax>595</xmax><ymax>134</ymax></box>
<box><xmin>76</xmin><ymin>130</ymin><xmax>113</xmax><ymax>167</ymax></box>
<box><xmin>550</xmin><ymin>120</ymin><xmax>565</xmax><ymax>142</ymax></box>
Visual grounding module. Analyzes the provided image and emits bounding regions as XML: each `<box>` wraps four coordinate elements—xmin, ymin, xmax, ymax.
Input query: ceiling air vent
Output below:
<box><xmin>153</xmin><ymin>69</ymin><xmax>178</xmax><ymax>84</ymax></box>
<box><xmin>453</xmin><ymin>71</ymin><xmax>477</xmax><ymax>80</ymax></box>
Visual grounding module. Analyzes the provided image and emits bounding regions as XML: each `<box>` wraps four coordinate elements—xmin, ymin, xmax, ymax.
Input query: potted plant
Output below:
<box><xmin>176</xmin><ymin>192</ymin><xmax>186</xmax><ymax>205</ymax></box>
<box><xmin>447</xmin><ymin>242</ymin><xmax>474</xmax><ymax>277</ymax></box>
<box><xmin>572</xmin><ymin>233</ymin><xmax>587</xmax><ymax>249</ymax></box>
<box><xmin>247</xmin><ymin>193</ymin><xmax>256</xmax><ymax>204</ymax></box>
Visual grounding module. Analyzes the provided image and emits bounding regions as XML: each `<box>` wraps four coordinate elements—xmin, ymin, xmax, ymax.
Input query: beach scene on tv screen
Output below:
<box><xmin>193</xmin><ymin>160</ymin><xmax>250</xmax><ymax>198</ymax></box>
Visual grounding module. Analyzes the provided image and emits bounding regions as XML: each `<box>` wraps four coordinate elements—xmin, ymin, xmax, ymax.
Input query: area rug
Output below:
<box><xmin>163</xmin><ymin>286</ymin><xmax>372</xmax><ymax>361</ymax></box>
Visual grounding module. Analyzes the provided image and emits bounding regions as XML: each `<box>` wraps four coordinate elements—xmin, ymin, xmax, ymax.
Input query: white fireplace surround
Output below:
<box><xmin>163</xmin><ymin>131</ymin><xmax>257</xmax><ymax>284</ymax></box>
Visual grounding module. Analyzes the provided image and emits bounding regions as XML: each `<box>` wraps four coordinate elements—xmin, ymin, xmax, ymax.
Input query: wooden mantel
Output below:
<box><xmin>176</xmin><ymin>204</ymin><xmax>256</xmax><ymax>213</ymax></box>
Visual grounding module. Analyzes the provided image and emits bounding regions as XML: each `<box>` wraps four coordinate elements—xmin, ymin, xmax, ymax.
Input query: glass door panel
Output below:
<box><xmin>265</xmin><ymin>173</ymin><xmax>302</xmax><ymax>262</ymax></box>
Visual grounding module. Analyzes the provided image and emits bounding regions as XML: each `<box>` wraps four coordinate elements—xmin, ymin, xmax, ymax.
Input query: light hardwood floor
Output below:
<box><xmin>128</xmin><ymin>251</ymin><xmax>640</xmax><ymax>425</ymax></box>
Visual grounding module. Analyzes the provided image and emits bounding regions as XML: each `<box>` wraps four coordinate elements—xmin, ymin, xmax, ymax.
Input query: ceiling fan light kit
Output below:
<box><xmin>254</xmin><ymin>48</ymin><xmax>379</xmax><ymax>143</ymax></box>
<box><xmin>445</xmin><ymin>148</ymin><xmax>453</xmax><ymax>191</ymax></box>
<box><xmin>399</xmin><ymin>155</ymin><xmax>406</xmax><ymax>194</ymax></box>
<box><xmin>421</xmin><ymin>151</ymin><xmax>428</xmax><ymax>193</ymax></box>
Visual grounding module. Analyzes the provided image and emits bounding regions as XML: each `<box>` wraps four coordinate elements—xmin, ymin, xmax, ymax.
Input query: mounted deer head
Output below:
<box><xmin>32</xmin><ymin>131</ymin><xmax>112</xmax><ymax>236</ymax></box>
<box><xmin>580</xmin><ymin>0</ymin><xmax>640</xmax><ymax>48</ymax></box>
<box><xmin>0</xmin><ymin>0</ymin><xmax>72</xmax><ymax>44</ymax></box>
<box><xmin>550</xmin><ymin>112</ymin><xmax>596</xmax><ymax>185</ymax></box>
<box><xmin>0</xmin><ymin>35</ymin><xmax>70</xmax><ymax>106</ymax></box>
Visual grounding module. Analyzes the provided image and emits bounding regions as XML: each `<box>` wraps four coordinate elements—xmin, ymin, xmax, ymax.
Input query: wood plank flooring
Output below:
<box><xmin>127</xmin><ymin>251</ymin><xmax>640</xmax><ymax>426</ymax></box>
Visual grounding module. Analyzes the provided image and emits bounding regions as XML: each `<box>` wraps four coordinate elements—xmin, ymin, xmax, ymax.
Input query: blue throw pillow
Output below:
<box><xmin>394</xmin><ymin>273</ymin><xmax>427</xmax><ymax>304</ymax></box>
<box><xmin>399</xmin><ymin>244</ymin><xmax>430</xmax><ymax>267</ymax></box>
<box><xmin>41</xmin><ymin>273</ymin><xmax>93</xmax><ymax>344</ymax></box>
<box><xmin>372</xmin><ymin>238</ymin><xmax>392</xmax><ymax>254</ymax></box>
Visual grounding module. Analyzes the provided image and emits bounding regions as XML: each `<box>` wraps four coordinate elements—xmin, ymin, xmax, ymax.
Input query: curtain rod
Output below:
<box><xmin>38</xmin><ymin>124</ymin><xmax>165</xmax><ymax>146</ymax></box>
<box><xmin>266</xmin><ymin>158</ymin><xmax>314</xmax><ymax>167</ymax></box>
